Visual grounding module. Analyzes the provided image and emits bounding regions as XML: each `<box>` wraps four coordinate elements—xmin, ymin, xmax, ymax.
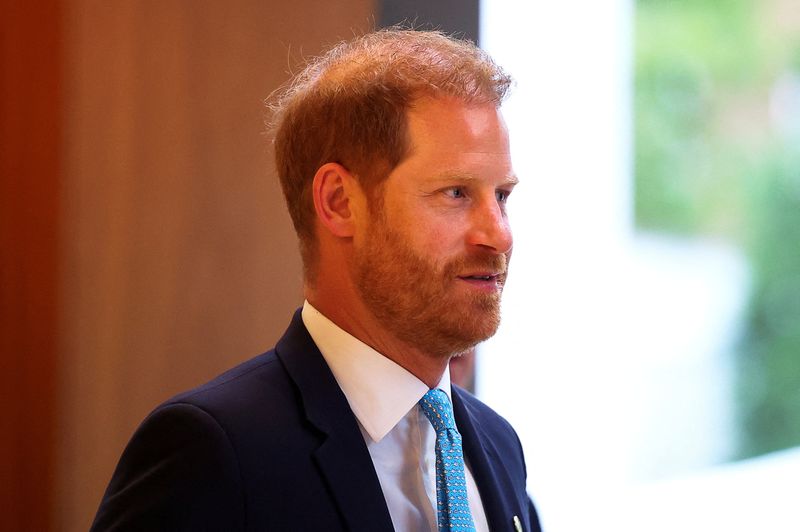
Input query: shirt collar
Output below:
<box><xmin>301</xmin><ymin>301</ymin><xmax>451</xmax><ymax>442</ymax></box>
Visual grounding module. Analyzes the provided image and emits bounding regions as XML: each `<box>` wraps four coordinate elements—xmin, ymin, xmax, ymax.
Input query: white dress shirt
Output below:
<box><xmin>302</xmin><ymin>301</ymin><xmax>489</xmax><ymax>532</ymax></box>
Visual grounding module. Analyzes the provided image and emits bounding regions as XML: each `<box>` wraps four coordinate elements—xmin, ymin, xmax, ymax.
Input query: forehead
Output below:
<box><xmin>391</xmin><ymin>97</ymin><xmax>513</xmax><ymax>180</ymax></box>
<box><xmin>404</xmin><ymin>97</ymin><xmax>510</xmax><ymax>155</ymax></box>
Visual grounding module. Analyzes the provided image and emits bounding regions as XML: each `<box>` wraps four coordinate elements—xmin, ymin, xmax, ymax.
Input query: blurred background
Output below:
<box><xmin>2</xmin><ymin>0</ymin><xmax>798</xmax><ymax>531</ymax></box>
<box><xmin>480</xmin><ymin>0</ymin><xmax>800</xmax><ymax>530</ymax></box>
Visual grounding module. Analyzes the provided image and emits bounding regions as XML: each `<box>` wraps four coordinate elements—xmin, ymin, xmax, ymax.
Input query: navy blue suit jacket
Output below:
<box><xmin>92</xmin><ymin>311</ymin><xmax>542</xmax><ymax>531</ymax></box>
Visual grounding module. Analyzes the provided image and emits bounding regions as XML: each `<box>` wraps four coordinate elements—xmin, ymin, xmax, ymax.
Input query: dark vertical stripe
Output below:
<box><xmin>377</xmin><ymin>0</ymin><xmax>480</xmax><ymax>43</ymax></box>
<box><xmin>0</xmin><ymin>2</ymin><xmax>61</xmax><ymax>532</ymax></box>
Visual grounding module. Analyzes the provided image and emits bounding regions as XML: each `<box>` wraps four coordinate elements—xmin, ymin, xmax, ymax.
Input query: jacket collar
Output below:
<box><xmin>275</xmin><ymin>310</ymin><xmax>394</xmax><ymax>532</ymax></box>
<box><xmin>453</xmin><ymin>386</ymin><xmax>520</xmax><ymax>532</ymax></box>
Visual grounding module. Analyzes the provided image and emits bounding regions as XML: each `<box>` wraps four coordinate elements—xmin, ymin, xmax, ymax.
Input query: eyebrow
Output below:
<box><xmin>431</xmin><ymin>172</ymin><xmax>519</xmax><ymax>186</ymax></box>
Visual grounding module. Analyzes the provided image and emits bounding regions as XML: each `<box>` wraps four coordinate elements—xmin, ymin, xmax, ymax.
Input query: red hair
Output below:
<box><xmin>268</xmin><ymin>29</ymin><xmax>512</xmax><ymax>276</ymax></box>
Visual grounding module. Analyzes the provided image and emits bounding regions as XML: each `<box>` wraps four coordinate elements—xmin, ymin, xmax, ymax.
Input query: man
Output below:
<box><xmin>92</xmin><ymin>29</ymin><xmax>542</xmax><ymax>532</ymax></box>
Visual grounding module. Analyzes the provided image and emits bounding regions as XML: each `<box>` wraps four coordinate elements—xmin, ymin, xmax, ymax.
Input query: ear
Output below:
<box><xmin>311</xmin><ymin>162</ymin><xmax>364</xmax><ymax>238</ymax></box>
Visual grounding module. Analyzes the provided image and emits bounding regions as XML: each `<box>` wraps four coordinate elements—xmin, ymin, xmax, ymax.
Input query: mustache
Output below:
<box><xmin>444</xmin><ymin>252</ymin><xmax>510</xmax><ymax>278</ymax></box>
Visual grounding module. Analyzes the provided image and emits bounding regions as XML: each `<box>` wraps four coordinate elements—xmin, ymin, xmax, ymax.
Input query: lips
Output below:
<box><xmin>457</xmin><ymin>271</ymin><xmax>507</xmax><ymax>291</ymax></box>
<box><xmin>449</xmin><ymin>254</ymin><xmax>509</xmax><ymax>287</ymax></box>
<box><xmin>460</xmin><ymin>273</ymin><xmax>502</xmax><ymax>281</ymax></box>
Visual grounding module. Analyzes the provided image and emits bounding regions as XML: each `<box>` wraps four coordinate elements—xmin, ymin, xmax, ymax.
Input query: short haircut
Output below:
<box><xmin>268</xmin><ymin>28</ymin><xmax>512</xmax><ymax>277</ymax></box>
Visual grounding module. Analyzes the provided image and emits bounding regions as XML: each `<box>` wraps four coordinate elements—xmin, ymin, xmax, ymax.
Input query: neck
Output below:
<box><xmin>305</xmin><ymin>284</ymin><xmax>450</xmax><ymax>389</ymax></box>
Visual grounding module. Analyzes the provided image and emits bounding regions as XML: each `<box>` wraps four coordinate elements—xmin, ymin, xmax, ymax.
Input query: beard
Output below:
<box><xmin>353</xmin><ymin>216</ymin><xmax>509</xmax><ymax>359</ymax></box>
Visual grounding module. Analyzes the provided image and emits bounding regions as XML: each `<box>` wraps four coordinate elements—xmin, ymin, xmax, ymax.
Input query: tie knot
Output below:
<box><xmin>419</xmin><ymin>388</ymin><xmax>456</xmax><ymax>433</ymax></box>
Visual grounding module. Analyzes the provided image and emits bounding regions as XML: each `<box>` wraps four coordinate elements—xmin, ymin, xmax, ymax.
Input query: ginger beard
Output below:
<box><xmin>354</xmin><ymin>210</ymin><xmax>509</xmax><ymax>359</ymax></box>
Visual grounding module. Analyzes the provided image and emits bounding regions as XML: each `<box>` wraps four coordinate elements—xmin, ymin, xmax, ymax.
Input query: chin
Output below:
<box><xmin>424</xmin><ymin>312</ymin><xmax>501</xmax><ymax>359</ymax></box>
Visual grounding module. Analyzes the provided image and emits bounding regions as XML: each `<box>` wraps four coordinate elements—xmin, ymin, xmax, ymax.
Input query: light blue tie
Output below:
<box><xmin>419</xmin><ymin>389</ymin><xmax>476</xmax><ymax>532</ymax></box>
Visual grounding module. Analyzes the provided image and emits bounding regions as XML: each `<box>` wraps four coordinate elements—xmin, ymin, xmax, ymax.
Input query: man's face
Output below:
<box><xmin>353</xmin><ymin>97</ymin><xmax>516</xmax><ymax>359</ymax></box>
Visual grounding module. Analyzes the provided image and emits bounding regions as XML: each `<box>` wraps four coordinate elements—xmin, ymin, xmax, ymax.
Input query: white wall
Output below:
<box><xmin>477</xmin><ymin>2</ymin><xmax>776</xmax><ymax>530</ymax></box>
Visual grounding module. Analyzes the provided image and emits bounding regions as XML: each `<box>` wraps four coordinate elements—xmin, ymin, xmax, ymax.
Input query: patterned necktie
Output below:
<box><xmin>419</xmin><ymin>389</ymin><xmax>476</xmax><ymax>532</ymax></box>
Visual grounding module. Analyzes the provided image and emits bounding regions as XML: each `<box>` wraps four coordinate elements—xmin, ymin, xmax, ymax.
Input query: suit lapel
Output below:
<box><xmin>276</xmin><ymin>311</ymin><xmax>394</xmax><ymax>532</ymax></box>
<box><xmin>453</xmin><ymin>387</ymin><xmax>519</xmax><ymax>532</ymax></box>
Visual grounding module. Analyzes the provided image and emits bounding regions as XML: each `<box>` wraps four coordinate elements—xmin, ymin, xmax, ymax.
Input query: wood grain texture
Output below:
<box><xmin>56</xmin><ymin>1</ymin><xmax>374</xmax><ymax>530</ymax></box>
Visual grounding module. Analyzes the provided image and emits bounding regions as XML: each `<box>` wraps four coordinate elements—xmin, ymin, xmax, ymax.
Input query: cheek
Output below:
<box><xmin>416</xmin><ymin>223</ymin><xmax>464</xmax><ymax>259</ymax></box>
<box><xmin>390</xmin><ymin>201</ymin><xmax>467</xmax><ymax>255</ymax></box>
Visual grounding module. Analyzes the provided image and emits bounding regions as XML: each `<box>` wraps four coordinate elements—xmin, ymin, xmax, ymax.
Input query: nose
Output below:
<box><xmin>466</xmin><ymin>197</ymin><xmax>513</xmax><ymax>254</ymax></box>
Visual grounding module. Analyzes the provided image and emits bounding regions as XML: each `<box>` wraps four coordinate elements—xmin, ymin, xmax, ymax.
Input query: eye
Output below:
<box><xmin>444</xmin><ymin>187</ymin><xmax>466</xmax><ymax>199</ymax></box>
<box><xmin>496</xmin><ymin>189</ymin><xmax>510</xmax><ymax>203</ymax></box>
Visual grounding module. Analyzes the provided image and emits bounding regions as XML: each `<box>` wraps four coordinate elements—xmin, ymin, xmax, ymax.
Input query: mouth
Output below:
<box><xmin>451</xmin><ymin>255</ymin><xmax>509</xmax><ymax>292</ymax></box>
<box><xmin>460</xmin><ymin>274</ymin><xmax>500</xmax><ymax>281</ymax></box>
<box><xmin>457</xmin><ymin>272</ymin><xmax>506</xmax><ymax>288</ymax></box>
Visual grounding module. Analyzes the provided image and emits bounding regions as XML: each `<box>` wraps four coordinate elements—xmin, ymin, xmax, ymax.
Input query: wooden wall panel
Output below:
<box><xmin>0</xmin><ymin>2</ymin><xmax>62</xmax><ymax>531</ymax></box>
<box><xmin>56</xmin><ymin>1</ymin><xmax>374</xmax><ymax>530</ymax></box>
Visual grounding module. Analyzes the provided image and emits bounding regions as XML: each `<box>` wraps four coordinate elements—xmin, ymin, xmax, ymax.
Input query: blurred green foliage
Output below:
<box><xmin>635</xmin><ymin>0</ymin><xmax>800</xmax><ymax>459</ymax></box>
<box><xmin>738</xmin><ymin>149</ymin><xmax>800</xmax><ymax>457</ymax></box>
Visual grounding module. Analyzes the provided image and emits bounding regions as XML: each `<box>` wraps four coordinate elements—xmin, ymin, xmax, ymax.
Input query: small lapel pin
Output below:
<box><xmin>513</xmin><ymin>514</ymin><xmax>523</xmax><ymax>532</ymax></box>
